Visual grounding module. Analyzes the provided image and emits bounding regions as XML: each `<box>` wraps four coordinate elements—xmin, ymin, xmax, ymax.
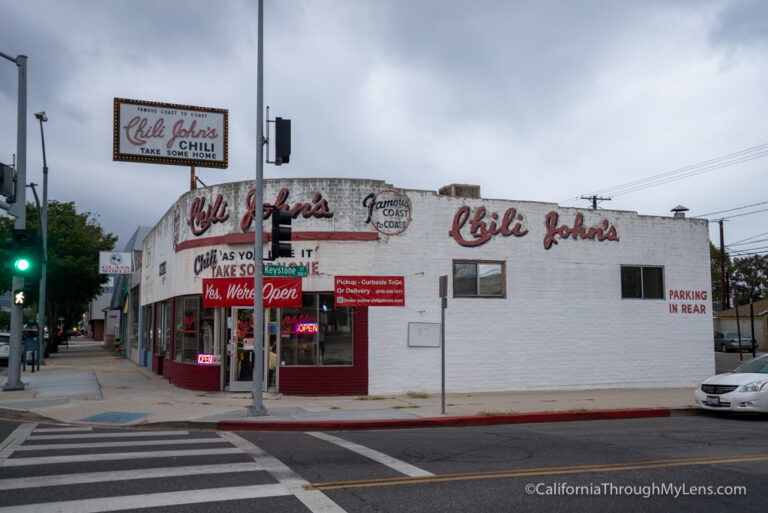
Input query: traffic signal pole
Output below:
<box><xmin>1</xmin><ymin>52</ymin><xmax>27</xmax><ymax>392</ymax></box>
<box><xmin>250</xmin><ymin>0</ymin><xmax>267</xmax><ymax>416</ymax></box>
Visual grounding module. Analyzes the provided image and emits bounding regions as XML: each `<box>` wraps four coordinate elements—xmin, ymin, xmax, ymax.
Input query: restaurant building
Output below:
<box><xmin>140</xmin><ymin>178</ymin><xmax>714</xmax><ymax>395</ymax></box>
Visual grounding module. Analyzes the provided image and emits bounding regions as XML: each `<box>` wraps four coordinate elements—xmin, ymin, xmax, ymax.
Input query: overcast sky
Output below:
<box><xmin>1</xmin><ymin>0</ymin><xmax>767</xmax><ymax>256</ymax></box>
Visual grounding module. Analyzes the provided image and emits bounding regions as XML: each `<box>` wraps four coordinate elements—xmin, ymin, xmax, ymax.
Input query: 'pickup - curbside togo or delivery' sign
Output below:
<box><xmin>113</xmin><ymin>98</ymin><xmax>228</xmax><ymax>168</ymax></box>
<box><xmin>334</xmin><ymin>276</ymin><xmax>405</xmax><ymax>307</ymax></box>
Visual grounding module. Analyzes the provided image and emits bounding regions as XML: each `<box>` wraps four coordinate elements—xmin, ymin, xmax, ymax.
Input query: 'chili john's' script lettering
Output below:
<box><xmin>122</xmin><ymin>116</ymin><xmax>218</xmax><ymax>148</ymax></box>
<box><xmin>448</xmin><ymin>206</ymin><xmax>620</xmax><ymax>250</ymax></box>
<box><xmin>123</xmin><ymin>116</ymin><xmax>165</xmax><ymax>146</ymax></box>
<box><xmin>449</xmin><ymin>205</ymin><xmax>528</xmax><ymax>247</ymax></box>
<box><xmin>542</xmin><ymin>211</ymin><xmax>619</xmax><ymax>250</ymax></box>
<box><xmin>188</xmin><ymin>194</ymin><xmax>229</xmax><ymax>236</ymax></box>
<box><xmin>166</xmin><ymin>119</ymin><xmax>218</xmax><ymax>149</ymax></box>
<box><xmin>240</xmin><ymin>187</ymin><xmax>333</xmax><ymax>231</ymax></box>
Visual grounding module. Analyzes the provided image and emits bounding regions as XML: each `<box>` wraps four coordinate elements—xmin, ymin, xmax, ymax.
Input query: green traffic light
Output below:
<box><xmin>14</xmin><ymin>258</ymin><xmax>31</xmax><ymax>272</ymax></box>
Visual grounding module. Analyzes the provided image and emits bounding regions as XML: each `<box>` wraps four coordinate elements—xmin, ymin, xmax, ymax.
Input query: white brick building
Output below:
<box><xmin>140</xmin><ymin>178</ymin><xmax>714</xmax><ymax>395</ymax></box>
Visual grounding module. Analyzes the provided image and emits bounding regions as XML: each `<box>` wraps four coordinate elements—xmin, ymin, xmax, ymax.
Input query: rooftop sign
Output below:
<box><xmin>113</xmin><ymin>98</ymin><xmax>228</xmax><ymax>169</ymax></box>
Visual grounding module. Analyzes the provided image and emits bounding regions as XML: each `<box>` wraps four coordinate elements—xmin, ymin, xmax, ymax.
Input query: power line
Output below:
<box><xmin>696</xmin><ymin>200</ymin><xmax>768</xmax><ymax>218</ymax></box>
<box><xmin>727</xmin><ymin>237</ymin><xmax>768</xmax><ymax>248</ymax></box>
<box><xmin>729</xmin><ymin>230</ymin><xmax>768</xmax><ymax>246</ymax></box>
<box><xmin>721</xmin><ymin>207</ymin><xmax>768</xmax><ymax>220</ymax></box>
<box><xmin>561</xmin><ymin>142</ymin><xmax>768</xmax><ymax>205</ymax></box>
<box><xmin>728</xmin><ymin>248</ymin><xmax>768</xmax><ymax>257</ymax></box>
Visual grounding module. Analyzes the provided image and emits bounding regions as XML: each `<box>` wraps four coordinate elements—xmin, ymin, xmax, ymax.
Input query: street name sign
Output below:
<box><xmin>263</xmin><ymin>265</ymin><xmax>308</xmax><ymax>278</ymax></box>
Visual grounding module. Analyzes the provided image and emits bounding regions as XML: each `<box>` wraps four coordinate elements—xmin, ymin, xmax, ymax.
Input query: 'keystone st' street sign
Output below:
<box><xmin>263</xmin><ymin>265</ymin><xmax>308</xmax><ymax>278</ymax></box>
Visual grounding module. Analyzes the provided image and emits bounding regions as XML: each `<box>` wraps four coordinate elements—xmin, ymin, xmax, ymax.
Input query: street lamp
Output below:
<box><xmin>34</xmin><ymin>110</ymin><xmax>48</xmax><ymax>363</ymax></box>
<box><xmin>1</xmin><ymin>50</ymin><xmax>27</xmax><ymax>392</ymax></box>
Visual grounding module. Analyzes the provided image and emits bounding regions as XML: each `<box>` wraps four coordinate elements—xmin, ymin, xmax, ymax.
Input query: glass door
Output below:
<box><xmin>230</xmin><ymin>307</ymin><xmax>254</xmax><ymax>392</ymax></box>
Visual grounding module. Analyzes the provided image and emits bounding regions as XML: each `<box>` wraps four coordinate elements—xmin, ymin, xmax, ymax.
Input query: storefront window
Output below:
<box><xmin>130</xmin><ymin>286</ymin><xmax>140</xmax><ymax>349</ymax></box>
<box><xmin>157</xmin><ymin>301</ymin><xmax>170</xmax><ymax>356</ymax></box>
<box><xmin>143</xmin><ymin>305</ymin><xmax>152</xmax><ymax>352</ymax></box>
<box><xmin>174</xmin><ymin>296</ymin><xmax>216</xmax><ymax>364</ymax></box>
<box><xmin>280</xmin><ymin>293</ymin><xmax>353</xmax><ymax>366</ymax></box>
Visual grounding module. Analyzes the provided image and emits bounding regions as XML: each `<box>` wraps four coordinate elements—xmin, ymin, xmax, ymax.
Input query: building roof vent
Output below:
<box><xmin>439</xmin><ymin>184</ymin><xmax>481</xmax><ymax>198</ymax></box>
<box><xmin>671</xmin><ymin>205</ymin><xmax>689</xmax><ymax>218</ymax></box>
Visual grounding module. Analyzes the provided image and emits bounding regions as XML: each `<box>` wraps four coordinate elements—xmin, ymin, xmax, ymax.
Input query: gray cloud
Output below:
<box><xmin>1</xmin><ymin>0</ymin><xmax>767</xmax><ymax>251</ymax></box>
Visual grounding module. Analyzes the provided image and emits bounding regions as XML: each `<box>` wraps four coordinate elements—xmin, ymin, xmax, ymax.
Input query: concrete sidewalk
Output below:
<box><xmin>0</xmin><ymin>338</ymin><xmax>710</xmax><ymax>430</ymax></box>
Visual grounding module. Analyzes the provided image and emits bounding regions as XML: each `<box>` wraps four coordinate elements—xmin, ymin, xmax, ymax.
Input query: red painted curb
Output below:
<box><xmin>217</xmin><ymin>407</ymin><xmax>671</xmax><ymax>432</ymax></box>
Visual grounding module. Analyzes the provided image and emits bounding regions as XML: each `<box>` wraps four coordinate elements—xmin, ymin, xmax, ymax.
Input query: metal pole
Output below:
<box><xmin>439</xmin><ymin>275</ymin><xmax>447</xmax><ymax>415</ymax></box>
<box><xmin>734</xmin><ymin>290</ymin><xmax>743</xmax><ymax>361</ymax></box>
<box><xmin>441</xmin><ymin>296</ymin><xmax>446</xmax><ymax>414</ymax></box>
<box><xmin>2</xmin><ymin>52</ymin><xmax>27</xmax><ymax>391</ymax></box>
<box><xmin>35</xmin><ymin>112</ymin><xmax>48</xmax><ymax>364</ymax></box>
<box><xmin>750</xmin><ymin>299</ymin><xmax>756</xmax><ymax>358</ymax></box>
<box><xmin>250</xmin><ymin>0</ymin><xmax>266</xmax><ymax>416</ymax></box>
<box><xmin>719</xmin><ymin>220</ymin><xmax>728</xmax><ymax>310</ymax></box>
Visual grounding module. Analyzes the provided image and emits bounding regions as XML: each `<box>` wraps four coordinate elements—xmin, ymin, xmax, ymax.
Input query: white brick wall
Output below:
<box><xmin>142</xmin><ymin>178</ymin><xmax>714</xmax><ymax>394</ymax></box>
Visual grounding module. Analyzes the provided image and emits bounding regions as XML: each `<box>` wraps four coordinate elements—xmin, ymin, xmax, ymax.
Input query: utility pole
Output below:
<box><xmin>719</xmin><ymin>219</ymin><xmax>728</xmax><ymax>310</ymax></box>
<box><xmin>580</xmin><ymin>195</ymin><xmax>611</xmax><ymax>209</ymax></box>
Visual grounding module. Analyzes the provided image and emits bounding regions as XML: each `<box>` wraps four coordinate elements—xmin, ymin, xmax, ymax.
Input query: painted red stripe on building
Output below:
<box><xmin>175</xmin><ymin>231</ymin><xmax>379</xmax><ymax>252</ymax></box>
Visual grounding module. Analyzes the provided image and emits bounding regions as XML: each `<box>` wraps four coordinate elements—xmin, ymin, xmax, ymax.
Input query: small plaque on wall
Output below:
<box><xmin>408</xmin><ymin>322</ymin><xmax>441</xmax><ymax>347</ymax></box>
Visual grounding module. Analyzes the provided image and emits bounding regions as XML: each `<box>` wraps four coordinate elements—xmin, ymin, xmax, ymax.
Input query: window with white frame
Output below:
<box><xmin>453</xmin><ymin>260</ymin><xmax>505</xmax><ymax>298</ymax></box>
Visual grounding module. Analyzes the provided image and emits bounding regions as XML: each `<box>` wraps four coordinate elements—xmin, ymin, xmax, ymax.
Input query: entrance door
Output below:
<box><xmin>230</xmin><ymin>308</ymin><xmax>255</xmax><ymax>392</ymax></box>
<box><xmin>229</xmin><ymin>307</ymin><xmax>275</xmax><ymax>392</ymax></box>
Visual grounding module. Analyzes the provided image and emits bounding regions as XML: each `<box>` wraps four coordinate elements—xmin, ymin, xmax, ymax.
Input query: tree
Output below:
<box><xmin>1</xmin><ymin>201</ymin><xmax>117</xmax><ymax>338</ymax></box>
<box><xmin>710</xmin><ymin>242</ymin><xmax>733</xmax><ymax>306</ymax></box>
<box><xmin>731</xmin><ymin>254</ymin><xmax>768</xmax><ymax>306</ymax></box>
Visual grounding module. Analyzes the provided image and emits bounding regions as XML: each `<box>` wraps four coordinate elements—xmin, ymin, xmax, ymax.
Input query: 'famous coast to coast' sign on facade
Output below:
<box><xmin>113</xmin><ymin>98</ymin><xmax>228</xmax><ymax>169</ymax></box>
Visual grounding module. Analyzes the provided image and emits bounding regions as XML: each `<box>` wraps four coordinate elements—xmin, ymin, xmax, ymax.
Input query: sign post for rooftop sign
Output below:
<box><xmin>113</xmin><ymin>98</ymin><xmax>228</xmax><ymax>188</ymax></box>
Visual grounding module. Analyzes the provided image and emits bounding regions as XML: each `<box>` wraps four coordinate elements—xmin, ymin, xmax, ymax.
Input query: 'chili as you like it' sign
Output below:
<box><xmin>113</xmin><ymin>98</ymin><xmax>228</xmax><ymax>168</ymax></box>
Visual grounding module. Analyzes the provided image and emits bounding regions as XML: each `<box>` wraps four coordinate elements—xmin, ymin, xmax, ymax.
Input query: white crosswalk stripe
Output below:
<box><xmin>15</xmin><ymin>436</ymin><xmax>231</xmax><ymax>451</ymax></box>
<box><xmin>0</xmin><ymin>462</ymin><xmax>265</xmax><ymax>490</ymax></box>
<box><xmin>3</xmin><ymin>446</ymin><xmax>243</xmax><ymax>466</ymax></box>
<box><xmin>0</xmin><ymin>424</ymin><xmax>347</xmax><ymax>512</ymax></box>
<box><xmin>0</xmin><ymin>484</ymin><xmax>292</xmax><ymax>513</ymax></box>
<box><xmin>28</xmin><ymin>429</ymin><xmax>189</xmax><ymax>440</ymax></box>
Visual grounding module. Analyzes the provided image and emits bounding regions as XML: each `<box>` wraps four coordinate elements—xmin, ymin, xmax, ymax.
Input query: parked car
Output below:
<box><xmin>695</xmin><ymin>354</ymin><xmax>768</xmax><ymax>412</ymax></box>
<box><xmin>714</xmin><ymin>332</ymin><xmax>757</xmax><ymax>352</ymax></box>
<box><xmin>0</xmin><ymin>331</ymin><xmax>9</xmax><ymax>364</ymax></box>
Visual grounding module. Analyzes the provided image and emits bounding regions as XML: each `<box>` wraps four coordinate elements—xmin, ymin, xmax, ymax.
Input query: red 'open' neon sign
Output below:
<box><xmin>296</xmin><ymin>322</ymin><xmax>319</xmax><ymax>334</ymax></box>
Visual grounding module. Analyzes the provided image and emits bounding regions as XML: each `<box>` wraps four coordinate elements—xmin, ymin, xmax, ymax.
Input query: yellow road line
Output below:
<box><xmin>305</xmin><ymin>453</ymin><xmax>768</xmax><ymax>491</ymax></box>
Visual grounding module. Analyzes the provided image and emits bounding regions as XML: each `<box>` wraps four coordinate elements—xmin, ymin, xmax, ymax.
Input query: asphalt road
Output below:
<box><xmin>715</xmin><ymin>349</ymin><xmax>764</xmax><ymax>374</ymax></box>
<box><xmin>0</xmin><ymin>414</ymin><xmax>766</xmax><ymax>512</ymax></box>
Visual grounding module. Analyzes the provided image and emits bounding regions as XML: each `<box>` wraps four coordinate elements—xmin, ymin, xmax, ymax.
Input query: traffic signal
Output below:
<box><xmin>13</xmin><ymin>289</ymin><xmax>26</xmax><ymax>306</ymax></box>
<box><xmin>0</xmin><ymin>162</ymin><xmax>16</xmax><ymax>203</ymax></box>
<box><xmin>271</xmin><ymin>209</ymin><xmax>292</xmax><ymax>259</ymax></box>
<box><xmin>9</xmin><ymin>229</ymin><xmax>41</xmax><ymax>281</ymax></box>
<box><xmin>274</xmin><ymin>117</ymin><xmax>291</xmax><ymax>165</ymax></box>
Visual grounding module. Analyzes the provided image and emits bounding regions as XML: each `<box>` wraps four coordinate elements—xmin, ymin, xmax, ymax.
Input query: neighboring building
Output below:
<box><xmin>105</xmin><ymin>227</ymin><xmax>151</xmax><ymax>365</ymax></box>
<box><xmin>86</xmin><ymin>276</ymin><xmax>115</xmax><ymax>341</ymax></box>
<box><xmin>140</xmin><ymin>178</ymin><xmax>714</xmax><ymax>395</ymax></box>
<box><xmin>714</xmin><ymin>299</ymin><xmax>768</xmax><ymax>349</ymax></box>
